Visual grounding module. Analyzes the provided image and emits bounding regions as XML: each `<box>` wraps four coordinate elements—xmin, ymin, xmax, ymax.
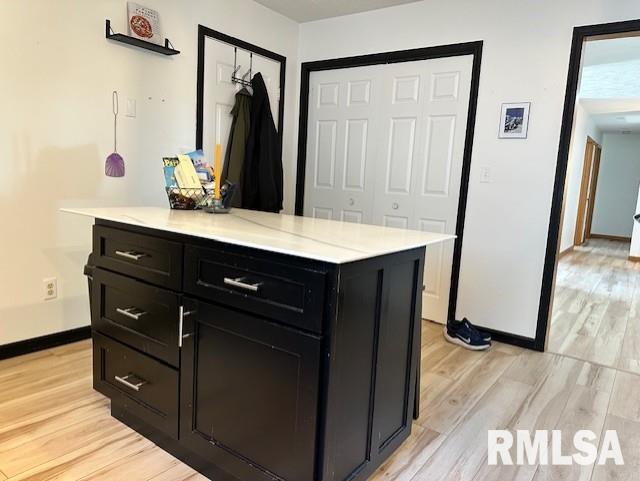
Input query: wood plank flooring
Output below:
<box><xmin>549</xmin><ymin>239</ymin><xmax>640</xmax><ymax>373</ymax></box>
<box><xmin>2</xmin><ymin>322</ymin><xmax>639</xmax><ymax>480</ymax></box>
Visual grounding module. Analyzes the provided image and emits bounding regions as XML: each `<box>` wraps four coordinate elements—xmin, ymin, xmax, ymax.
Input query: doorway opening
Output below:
<box><xmin>539</xmin><ymin>19</ymin><xmax>640</xmax><ymax>367</ymax></box>
<box><xmin>295</xmin><ymin>42</ymin><xmax>482</xmax><ymax>327</ymax></box>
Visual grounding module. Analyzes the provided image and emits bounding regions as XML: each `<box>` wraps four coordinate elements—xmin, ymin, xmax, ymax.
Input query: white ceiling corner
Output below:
<box><xmin>253</xmin><ymin>0</ymin><xmax>422</xmax><ymax>22</ymax></box>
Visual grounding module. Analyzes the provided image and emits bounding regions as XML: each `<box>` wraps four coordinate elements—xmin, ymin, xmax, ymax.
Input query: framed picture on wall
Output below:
<box><xmin>499</xmin><ymin>102</ymin><xmax>531</xmax><ymax>139</ymax></box>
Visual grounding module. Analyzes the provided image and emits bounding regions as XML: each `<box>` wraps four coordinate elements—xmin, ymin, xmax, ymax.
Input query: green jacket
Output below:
<box><xmin>222</xmin><ymin>88</ymin><xmax>252</xmax><ymax>207</ymax></box>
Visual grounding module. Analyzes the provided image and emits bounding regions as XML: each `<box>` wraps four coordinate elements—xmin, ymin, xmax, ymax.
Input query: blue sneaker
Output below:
<box><xmin>460</xmin><ymin>318</ymin><xmax>491</xmax><ymax>342</ymax></box>
<box><xmin>446</xmin><ymin>318</ymin><xmax>491</xmax><ymax>342</ymax></box>
<box><xmin>444</xmin><ymin>319</ymin><xmax>491</xmax><ymax>350</ymax></box>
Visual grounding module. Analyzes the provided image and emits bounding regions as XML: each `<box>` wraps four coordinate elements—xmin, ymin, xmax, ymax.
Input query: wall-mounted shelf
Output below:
<box><xmin>105</xmin><ymin>19</ymin><xmax>180</xmax><ymax>56</ymax></box>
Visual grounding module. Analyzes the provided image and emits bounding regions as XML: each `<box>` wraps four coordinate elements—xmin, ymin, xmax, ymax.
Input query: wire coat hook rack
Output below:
<box><xmin>231</xmin><ymin>47</ymin><xmax>253</xmax><ymax>87</ymax></box>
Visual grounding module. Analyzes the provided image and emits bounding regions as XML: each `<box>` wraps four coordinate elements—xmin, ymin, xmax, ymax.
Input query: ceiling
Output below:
<box><xmin>592</xmin><ymin>112</ymin><xmax>640</xmax><ymax>133</ymax></box>
<box><xmin>582</xmin><ymin>36</ymin><xmax>640</xmax><ymax>67</ymax></box>
<box><xmin>253</xmin><ymin>0</ymin><xmax>421</xmax><ymax>22</ymax></box>
<box><xmin>580</xmin><ymin>100</ymin><xmax>640</xmax><ymax>133</ymax></box>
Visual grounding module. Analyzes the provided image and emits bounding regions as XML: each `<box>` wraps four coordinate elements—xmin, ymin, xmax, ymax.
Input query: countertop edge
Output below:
<box><xmin>61</xmin><ymin>208</ymin><xmax>456</xmax><ymax>264</ymax></box>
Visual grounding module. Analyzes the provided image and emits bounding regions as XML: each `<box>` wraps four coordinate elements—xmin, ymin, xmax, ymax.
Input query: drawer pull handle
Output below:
<box><xmin>223</xmin><ymin>277</ymin><xmax>262</xmax><ymax>292</ymax></box>
<box><xmin>116</xmin><ymin>307</ymin><xmax>147</xmax><ymax>320</ymax></box>
<box><xmin>114</xmin><ymin>374</ymin><xmax>147</xmax><ymax>392</ymax></box>
<box><xmin>115</xmin><ymin>250</ymin><xmax>147</xmax><ymax>261</ymax></box>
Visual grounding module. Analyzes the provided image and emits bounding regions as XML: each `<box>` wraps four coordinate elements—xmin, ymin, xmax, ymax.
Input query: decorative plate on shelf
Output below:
<box><xmin>127</xmin><ymin>2</ymin><xmax>162</xmax><ymax>45</ymax></box>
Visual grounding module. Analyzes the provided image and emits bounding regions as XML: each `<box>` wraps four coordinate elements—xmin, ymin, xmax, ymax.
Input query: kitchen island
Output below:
<box><xmin>63</xmin><ymin>207</ymin><xmax>453</xmax><ymax>481</ymax></box>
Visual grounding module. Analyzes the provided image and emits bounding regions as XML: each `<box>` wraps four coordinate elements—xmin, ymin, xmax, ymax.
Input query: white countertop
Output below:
<box><xmin>61</xmin><ymin>207</ymin><xmax>454</xmax><ymax>264</ymax></box>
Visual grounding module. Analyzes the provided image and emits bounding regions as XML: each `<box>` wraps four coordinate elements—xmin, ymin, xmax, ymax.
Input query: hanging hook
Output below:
<box><xmin>232</xmin><ymin>47</ymin><xmax>242</xmax><ymax>77</ymax></box>
<box><xmin>112</xmin><ymin>91</ymin><xmax>119</xmax><ymax>152</ymax></box>
<box><xmin>242</xmin><ymin>53</ymin><xmax>253</xmax><ymax>82</ymax></box>
<box><xmin>112</xmin><ymin>91</ymin><xmax>119</xmax><ymax>116</ymax></box>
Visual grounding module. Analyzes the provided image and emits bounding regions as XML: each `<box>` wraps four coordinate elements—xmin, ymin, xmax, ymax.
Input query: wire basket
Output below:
<box><xmin>165</xmin><ymin>187</ymin><xmax>212</xmax><ymax>210</ymax></box>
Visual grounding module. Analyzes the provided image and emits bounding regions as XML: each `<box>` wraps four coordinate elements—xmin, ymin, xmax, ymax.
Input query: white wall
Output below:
<box><xmin>560</xmin><ymin>103</ymin><xmax>602</xmax><ymax>252</ymax></box>
<box><xmin>0</xmin><ymin>0</ymin><xmax>299</xmax><ymax>346</ymax></box>
<box><xmin>298</xmin><ymin>0</ymin><xmax>640</xmax><ymax>338</ymax></box>
<box><xmin>591</xmin><ymin>133</ymin><xmax>640</xmax><ymax>238</ymax></box>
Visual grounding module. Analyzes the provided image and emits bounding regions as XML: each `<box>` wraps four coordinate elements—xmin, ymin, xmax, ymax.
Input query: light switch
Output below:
<box><xmin>480</xmin><ymin>167</ymin><xmax>491</xmax><ymax>183</ymax></box>
<box><xmin>126</xmin><ymin>98</ymin><xmax>136</xmax><ymax>118</ymax></box>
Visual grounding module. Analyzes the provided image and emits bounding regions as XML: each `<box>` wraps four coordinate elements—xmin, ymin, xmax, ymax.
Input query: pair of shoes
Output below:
<box><xmin>444</xmin><ymin>318</ymin><xmax>491</xmax><ymax>351</ymax></box>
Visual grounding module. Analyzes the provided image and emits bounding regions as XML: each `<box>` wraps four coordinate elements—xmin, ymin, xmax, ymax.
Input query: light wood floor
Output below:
<box><xmin>549</xmin><ymin>239</ymin><xmax>640</xmax><ymax>373</ymax></box>
<box><xmin>1</xmin><ymin>323</ymin><xmax>639</xmax><ymax>480</ymax></box>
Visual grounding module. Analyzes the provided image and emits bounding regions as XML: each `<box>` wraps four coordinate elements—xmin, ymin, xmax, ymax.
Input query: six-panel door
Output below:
<box><xmin>179</xmin><ymin>298</ymin><xmax>321</xmax><ymax>481</ymax></box>
<box><xmin>303</xmin><ymin>56</ymin><xmax>473</xmax><ymax>323</ymax></box>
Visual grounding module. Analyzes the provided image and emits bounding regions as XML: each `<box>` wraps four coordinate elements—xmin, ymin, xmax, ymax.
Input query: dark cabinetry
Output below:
<box><xmin>180</xmin><ymin>298</ymin><xmax>321</xmax><ymax>481</ymax></box>
<box><xmin>91</xmin><ymin>268</ymin><xmax>182</xmax><ymax>366</ymax></box>
<box><xmin>92</xmin><ymin>331</ymin><xmax>179</xmax><ymax>439</ymax></box>
<box><xmin>88</xmin><ymin>220</ymin><xmax>424</xmax><ymax>481</ymax></box>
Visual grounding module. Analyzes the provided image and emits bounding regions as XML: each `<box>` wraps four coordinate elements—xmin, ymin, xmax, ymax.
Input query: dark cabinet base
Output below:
<box><xmin>111</xmin><ymin>403</ymin><xmax>244</xmax><ymax>481</ymax></box>
<box><xmin>88</xmin><ymin>219</ymin><xmax>425</xmax><ymax>481</ymax></box>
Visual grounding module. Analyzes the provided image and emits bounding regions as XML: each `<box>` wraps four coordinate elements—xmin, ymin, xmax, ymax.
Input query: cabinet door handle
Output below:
<box><xmin>114</xmin><ymin>374</ymin><xmax>147</xmax><ymax>392</ymax></box>
<box><xmin>116</xmin><ymin>307</ymin><xmax>147</xmax><ymax>320</ymax></box>
<box><xmin>223</xmin><ymin>277</ymin><xmax>262</xmax><ymax>292</ymax></box>
<box><xmin>115</xmin><ymin>250</ymin><xmax>147</xmax><ymax>261</ymax></box>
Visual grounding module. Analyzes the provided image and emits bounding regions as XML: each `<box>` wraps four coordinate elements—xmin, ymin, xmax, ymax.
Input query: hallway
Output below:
<box><xmin>549</xmin><ymin>239</ymin><xmax>640</xmax><ymax>372</ymax></box>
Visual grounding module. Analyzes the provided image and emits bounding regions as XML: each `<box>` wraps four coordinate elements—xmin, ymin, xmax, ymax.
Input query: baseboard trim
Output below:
<box><xmin>589</xmin><ymin>233</ymin><xmax>632</xmax><ymax>242</ymax></box>
<box><xmin>629</xmin><ymin>255</ymin><xmax>640</xmax><ymax>262</ymax></box>
<box><xmin>482</xmin><ymin>327</ymin><xmax>540</xmax><ymax>351</ymax></box>
<box><xmin>0</xmin><ymin>326</ymin><xmax>91</xmax><ymax>361</ymax></box>
<box><xmin>558</xmin><ymin>246</ymin><xmax>574</xmax><ymax>259</ymax></box>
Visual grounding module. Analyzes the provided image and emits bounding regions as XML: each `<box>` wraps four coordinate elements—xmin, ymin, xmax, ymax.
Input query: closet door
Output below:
<box><xmin>371</xmin><ymin>61</ymin><xmax>427</xmax><ymax>229</ymax></box>
<box><xmin>411</xmin><ymin>56</ymin><xmax>473</xmax><ymax>323</ymax></box>
<box><xmin>303</xmin><ymin>56</ymin><xmax>473</xmax><ymax>324</ymax></box>
<box><xmin>304</xmin><ymin>66</ymin><xmax>382</xmax><ymax>224</ymax></box>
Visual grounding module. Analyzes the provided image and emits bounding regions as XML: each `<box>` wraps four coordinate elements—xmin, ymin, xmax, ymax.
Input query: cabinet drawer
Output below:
<box><xmin>184</xmin><ymin>245</ymin><xmax>326</xmax><ymax>333</ymax></box>
<box><xmin>93</xmin><ymin>332</ymin><xmax>179</xmax><ymax>439</ymax></box>
<box><xmin>92</xmin><ymin>268</ymin><xmax>181</xmax><ymax>367</ymax></box>
<box><xmin>93</xmin><ymin>225</ymin><xmax>183</xmax><ymax>290</ymax></box>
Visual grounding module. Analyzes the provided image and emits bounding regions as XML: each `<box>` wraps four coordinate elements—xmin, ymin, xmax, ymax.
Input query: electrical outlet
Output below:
<box><xmin>43</xmin><ymin>277</ymin><xmax>57</xmax><ymax>300</ymax></box>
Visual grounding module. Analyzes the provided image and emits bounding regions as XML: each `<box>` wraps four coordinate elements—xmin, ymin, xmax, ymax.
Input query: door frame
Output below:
<box><xmin>294</xmin><ymin>41</ymin><xmax>483</xmax><ymax>324</ymax></box>
<box><xmin>536</xmin><ymin>18</ymin><xmax>640</xmax><ymax>352</ymax></box>
<box><xmin>195</xmin><ymin>25</ymin><xmax>287</xmax><ymax>150</ymax></box>
<box><xmin>574</xmin><ymin>136</ymin><xmax>601</xmax><ymax>245</ymax></box>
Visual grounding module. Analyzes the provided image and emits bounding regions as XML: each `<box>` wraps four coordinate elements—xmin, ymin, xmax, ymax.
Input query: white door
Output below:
<box><xmin>303</xmin><ymin>65</ymin><xmax>382</xmax><ymax>223</ymax></box>
<box><xmin>410</xmin><ymin>57</ymin><xmax>472</xmax><ymax>323</ymax></box>
<box><xmin>304</xmin><ymin>56</ymin><xmax>473</xmax><ymax>323</ymax></box>
<box><xmin>203</xmin><ymin>38</ymin><xmax>281</xmax><ymax>164</ymax></box>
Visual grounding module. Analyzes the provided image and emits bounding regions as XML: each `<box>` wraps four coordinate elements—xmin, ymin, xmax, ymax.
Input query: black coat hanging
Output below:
<box><xmin>241</xmin><ymin>72</ymin><xmax>283</xmax><ymax>213</ymax></box>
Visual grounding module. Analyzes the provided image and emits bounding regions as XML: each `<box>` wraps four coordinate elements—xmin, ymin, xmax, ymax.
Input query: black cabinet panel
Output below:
<box><xmin>323</xmin><ymin>269</ymin><xmax>379</xmax><ymax>481</ymax></box>
<box><xmin>93</xmin><ymin>331</ymin><xmax>179</xmax><ymax>439</ymax></box>
<box><xmin>92</xmin><ymin>268</ymin><xmax>181</xmax><ymax>367</ymax></box>
<box><xmin>94</xmin><ymin>225</ymin><xmax>183</xmax><ymax>290</ymax></box>
<box><xmin>184</xmin><ymin>245</ymin><xmax>326</xmax><ymax>333</ymax></box>
<box><xmin>373</xmin><ymin>259</ymin><xmax>418</xmax><ymax>450</ymax></box>
<box><xmin>180</xmin><ymin>298</ymin><xmax>320</xmax><ymax>481</ymax></box>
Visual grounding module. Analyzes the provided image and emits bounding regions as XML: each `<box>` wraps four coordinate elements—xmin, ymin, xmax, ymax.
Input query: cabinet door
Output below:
<box><xmin>180</xmin><ymin>298</ymin><xmax>321</xmax><ymax>481</ymax></box>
